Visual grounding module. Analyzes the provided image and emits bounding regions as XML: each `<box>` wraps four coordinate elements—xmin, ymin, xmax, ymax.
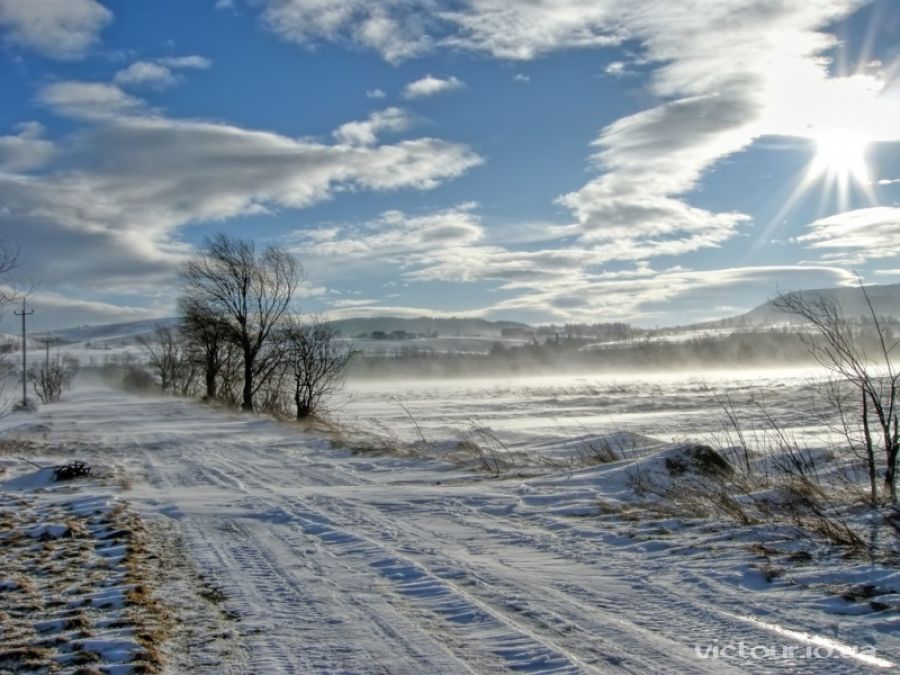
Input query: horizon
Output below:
<box><xmin>18</xmin><ymin>276</ymin><xmax>900</xmax><ymax>337</ymax></box>
<box><xmin>1</xmin><ymin>0</ymin><xmax>899</xmax><ymax>333</ymax></box>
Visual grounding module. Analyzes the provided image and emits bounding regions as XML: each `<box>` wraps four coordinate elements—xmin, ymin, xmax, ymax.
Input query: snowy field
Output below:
<box><xmin>336</xmin><ymin>368</ymin><xmax>839</xmax><ymax>460</ymax></box>
<box><xmin>0</xmin><ymin>370</ymin><xmax>898</xmax><ymax>673</ymax></box>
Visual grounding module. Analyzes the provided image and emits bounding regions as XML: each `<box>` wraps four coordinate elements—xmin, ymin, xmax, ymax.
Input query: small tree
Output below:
<box><xmin>181</xmin><ymin>235</ymin><xmax>301</xmax><ymax>411</ymax></box>
<box><xmin>180</xmin><ymin>297</ymin><xmax>231</xmax><ymax>401</ymax></box>
<box><xmin>28</xmin><ymin>353</ymin><xmax>78</xmax><ymax>404</ymax></box>
<box><xmin>137</xmin><ymin>324</ymin><xmax>193</xmax><ymax>394</ymax></box>
<box><xmin>280</xmin><ymin>317</ymin><xmax>353</xmax><ymax>419</ymax></box>
<box><xmin>773</xmin><ymin>282</ymin><xmax>899</xmax><ymax>504</ymax></box>
<box><xmin>0</xmin><ymin>238</ymin><xmax>19</xmax><ymax>302</ymax></box>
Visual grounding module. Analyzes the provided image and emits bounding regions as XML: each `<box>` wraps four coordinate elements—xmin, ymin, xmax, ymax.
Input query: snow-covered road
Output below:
<box><xmin>11</xmin><ymin>383</ymin><xmax>897</xmax><ymax>673</ymax></box>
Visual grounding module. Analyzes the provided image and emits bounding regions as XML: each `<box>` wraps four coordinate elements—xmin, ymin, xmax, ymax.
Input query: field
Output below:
<box><xmin>1</xmin><ymin>367</ymin><xmax>898</xmax><ymax>673</ymax></box>
<box><xmin>336</xmin><ymin>368</ymin><xmax>835</xmax><ymax>459</ymax></box>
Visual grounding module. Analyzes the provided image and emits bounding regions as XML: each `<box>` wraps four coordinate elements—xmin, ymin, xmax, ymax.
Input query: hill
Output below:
<box><xmin>330</xmin><ymin>316</ymin><xmax>530</xmax><ymax>338</ymax></box>
<box><xmin>704</xmin><ymin>283</ymin><xmax>900</xmax><ymax>329</ymax></box>
<box><xmin>53</xmin><ymin>318</ymin><xmax>180</xmax><ymax>344</ymax></box>
<box><xmin>49</xmin><ymin>315</ymin><xmax>532</xmax><ymax>345</ymax></box>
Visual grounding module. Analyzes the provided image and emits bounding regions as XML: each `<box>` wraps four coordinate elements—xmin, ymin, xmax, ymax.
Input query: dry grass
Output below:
<box><xmin>0</xmin><ymin>489</ymin><xmax>173</xmax><ymax>673</ymax></box>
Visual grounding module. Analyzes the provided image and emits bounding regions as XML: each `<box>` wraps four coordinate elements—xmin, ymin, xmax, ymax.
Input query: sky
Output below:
<box><xmin>0</xmin><ymin>0</ymin><xmax>899</xmax><ymax>332</ymax></box>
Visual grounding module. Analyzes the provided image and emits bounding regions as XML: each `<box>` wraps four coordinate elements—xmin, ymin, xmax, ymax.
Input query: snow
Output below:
<box><xmin>1</xmin><ymin>466</ymin><xmax>58</xmax><ymax>491</ymax></box>
<box><xmin>335</xmin><ymin>368</ymin><xmax>836</xmax><ymax>457</ymax></box>
<box><xmin>2</xmin><ymin>373</ymin><xmax>898</xmax><ymax>672</ymax></box>
<box><xmin>26</xmin><ymin>522</ymin><xmax>71</xmax><ymax>539</ymax></box>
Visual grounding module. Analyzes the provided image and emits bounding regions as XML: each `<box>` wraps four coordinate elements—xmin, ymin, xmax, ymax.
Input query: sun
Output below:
<box><xmin>810</xmin><ymin>126</ymin><xmax>871</xmax><ymax>183</ymax></box>
<box><xmin>748</xmin><ymin>122</ymin><xmax>878</xmax><ymax>255</ymax></box>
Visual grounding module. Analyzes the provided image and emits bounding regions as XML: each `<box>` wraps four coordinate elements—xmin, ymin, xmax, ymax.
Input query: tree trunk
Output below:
<box><xmin>205</xmin><ymin>366</ymin><xmax>217</xmax><ymax>401</ymax></box>
<box><xmin>295</xmin><ymin>385</ymin><xmax>310</xmax><ymax>420</ymax></box>
<box><xmin>888</xmin><ymin>415</ymin><xmax>899</xmax><ymax>503</ymax></box>
<box><xmin>862</xmin><ymin>390</ymin><xmax>877</xmax><ymax>507</ymax></box>
<box><xmin>242</xmin><ymin>348</ymin><xmax>254</xmax><ymax>411</ymax></box>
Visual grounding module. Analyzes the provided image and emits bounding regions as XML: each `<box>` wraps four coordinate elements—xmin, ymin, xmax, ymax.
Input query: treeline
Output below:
<box><xmin>120</xmin><ymin>235</ymin><xmax>351</xmax><ymax>419</ymax></box>
<box><xmin>345</xmin><ymin>329</ymin><xmax>885</xmax><ymax>379</ymax></box>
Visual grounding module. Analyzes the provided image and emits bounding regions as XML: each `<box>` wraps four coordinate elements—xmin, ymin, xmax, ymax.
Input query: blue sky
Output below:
<box><xmin>0</xmin><ymin>0</ymin><xmax>899</xmax><ymax>332</ymax></box>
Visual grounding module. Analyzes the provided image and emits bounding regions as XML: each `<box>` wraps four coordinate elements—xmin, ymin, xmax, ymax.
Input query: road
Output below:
<box><xmin>17</xmin><ymin>383</ymin><xmax>893</xmax><ymax>673</ymax></box>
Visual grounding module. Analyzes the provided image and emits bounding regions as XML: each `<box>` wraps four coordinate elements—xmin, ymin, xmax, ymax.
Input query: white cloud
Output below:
<box><xmin>1</xmin><ymin>82</ymin><xmax>482</xmax><ymax>290</ymax></box>
<box><xmin>253</xmin><ymin>1</ymin><xmax>899</xmax><ymax>273</ymax></box>
<box><xmin>285</xmin><ymin>200</ymin><xmax>862</xmax><ymax>325</ymax></box>
<box><xmin>255</xmin><ymin>0</ymin><xmax>622</xmax><ymax>62</ymax></box>
<box><xmin>114</xmin><ymin>61</ymin><xmax>179</xmax><ymax>90</ymax></box>
<box><xmin>324</xmin><ymin>303</ymin><xmax>484</xmax><ymax>321</ymax></box>
<box><xmin>0</xmin><ymin>0</ymin><xmax>111</xmax><ymax>59</ymax></box>
<box><xmin>402</xmin><ymin>74</ymin><xmax>464</xmax><ymax>99</ymax></box>
<box><xmin>259</xmin><ymin>0</ymin><xmax>433</xmax><ymax>63</ymax></box>
<box><xmin>0</xmin><ymin>122</ymin><xmax>56</xmax><ymax>172</ymax></box>
<box><xmin>331</xmin><ymin>298</ymin><xmax>378</xmax><ymax>308</ymax></box>
<box><xmin>366</xmin><ymin>88</ymin><xmax>387</xmax><ymax>99</ymax></box>
<box><xmin>442</xmin><ymin>1</ymin><xmax>621</xmax><ymax>59</ymax></box>
<box><xmin>878</xmin><ymin>178</ymin><xmax>900</xmax><ymax>186</ymax></box>
<box><xmin>38</xmin><ymin>81</ymin><xmax>146</xmax><ymax>120</ymax></box>
<box><xmin>288</xmin><ymin>204</ymin><xmax>484</xmax><ymax>260</ymax></box>
<box><xmin>276</xmin><ymin>194</ymin><xmax>871</xmax><ymax>325</ymax></box>
<box><xmin>482</xmin><ymin>265</ymin><xmax>858</xmax><ymax>324</ymax></box>
<box><xmin>0</xmin><ymin>288</ymin><xmax>167</xmax><ymax>331</ymax></box>
<box><xmin>513</xmin><ymin>73</ymin><xmax>530</xmax><ymax>83</ymax></box>
<box><xmin>332</xmin><ymin>107</ymin><xmax>410</xmax><ymax>146</ymax></box>
<box><xmin>114</xmin><ymin>55</ymin><xmax>213</xmax><ymax>90</ymax></box>
<box><xmin>554</xmin><ymin>0</ymin><xmax>900</xmax><ymax>266</ymax></box>
<box><xmin>156</xmin><ymin>55</ymin><xmax>212</xmax><ymax>69</ymax></box>
<box><xmin>797</xmin><ymin>207</ymin><xmax>900</xmax><ymax>262</ymax></box>
<box><xmin>604</xmin><ymin>61</ymin><xmax>629</xmax><ymax>77</ymax></box>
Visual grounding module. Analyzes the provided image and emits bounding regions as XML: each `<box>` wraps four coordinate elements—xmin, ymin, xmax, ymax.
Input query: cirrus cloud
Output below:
<box><xmin>255</xmin><ymin>0</ymin><xmax>622</xmax><ymax>62</ymax></box>
<box><xmin>797</xmin><ymin>207</ymin><xmax>900</xmax><ymax>262</ymax></box>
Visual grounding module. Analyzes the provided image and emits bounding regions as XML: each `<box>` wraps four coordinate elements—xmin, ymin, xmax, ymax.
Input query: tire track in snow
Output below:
<box><xmin>141</xmin><ymin>435</ymin><xmax>479</xmax><ymax>673</ymax></box>
<box><xmin>137</xmin><ymin>411</ymin><xmax>803</xmax><ymax>673</ymax></box>
<box><xmin>314</xmin><ymin>492</ymin><xmax>869</xmax><ymax>674</ymax></box>
<box><xmin>205</xmin><ymin>449</ymin><xmax>593</xmax><ymax>673</ymax></box>
<box><xmin>276</xmin><ymin>490</ymin><xmax>726</xmax><ymax>674</ymax></box>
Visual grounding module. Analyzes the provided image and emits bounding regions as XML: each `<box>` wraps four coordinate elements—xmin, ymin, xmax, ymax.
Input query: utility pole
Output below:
<box><xmin>14</xmin><ymin>299</ymin><xmax>34</xmax><ymax>407</ymax></box>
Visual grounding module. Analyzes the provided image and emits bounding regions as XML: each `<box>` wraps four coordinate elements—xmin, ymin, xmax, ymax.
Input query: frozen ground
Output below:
<box><xmin>0</xmin><ymin>451</ymin><xmax>241</xmax><ymax>673</ymax></box>
<box><xmin>0</xmin><ymin>373</ymin><xmax>898</xmax><ymax>673</ymax></box>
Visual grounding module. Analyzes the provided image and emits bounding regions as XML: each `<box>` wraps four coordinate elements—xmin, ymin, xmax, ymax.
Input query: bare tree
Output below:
<box><xmin>773</xmin><ymin>282</ymin><xmax>899</xmax><ymax>504</ymax></box>
<box><xmin>0</xmin><ymin>238</ymin><xmax>19</xmax><ymax>322</ymax></box>
<box><xmin>28</xmin><ymin>353</ymin><xmax>78</xmax><ymax>404</ymax></box>
<box><xmin>0</xmin><ymin>238</ymin><xmax>19</xmax><ymax>291</ymax></box>
<box><xmin>180</xmin><ymin>296</ymin><xmax>231</xmax><ymax>401</ymax></box>
<box><xmin>280</xmin><ymin>317</ymin><xmax>353</xmax><ymax>419</ymax></box>
<box><xmin>137</xmin><ymin>324</ymin><xmax>193</xmax><ymax>394</ymax></box>
<box><xmin>216</xmin><ymin>341</ymin><xmax>245</xmax><ymax>407</ymax></box>
<box><xmin>181</xmin><ymin>235</ymin><xmax>301</xmax><ymax>411</ymax></box>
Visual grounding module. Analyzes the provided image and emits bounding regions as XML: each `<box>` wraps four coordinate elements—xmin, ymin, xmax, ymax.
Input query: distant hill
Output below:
<box><xmin>49</xmin><ymin>315</ymin><xmax>532</xmax><ymax>345</ymax></box>
<box><xmin>711</xmin><ymin>283</ymin><xmax>900</xmax><ymax>328</ymax></box>
<box><xmin>51</xmin><ymin>284</ymin><xmax>900</xmax><ymax>347</ymax></box>
<box><xmin>329</xmin><ymin>316</ymin><xmax>531</xmax><ymax>338</ymax></box>
<box><xmin>54</xmin><ymin>317</ymin><xmax>180</xmax><ymax>344</ymax></box>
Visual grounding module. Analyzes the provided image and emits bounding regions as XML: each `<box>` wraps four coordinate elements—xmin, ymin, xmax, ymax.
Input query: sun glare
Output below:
<box><xmin>811</xmin><ymin>126</ymin><xmax>870</xmax><ymax>182</ymax></box>
<box><xmin>748</xmin><ymin>122</ymin><xmax>878</xmax><ymax>258</ymax></box>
